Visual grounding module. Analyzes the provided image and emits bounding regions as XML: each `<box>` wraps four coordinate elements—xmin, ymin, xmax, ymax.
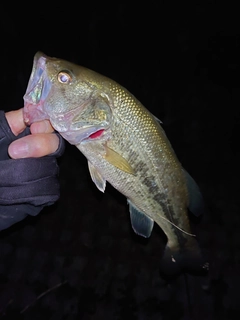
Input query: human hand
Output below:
<box><xmin>0</xmin><ymin>108</ymin><xmax>64</xmax><ymax>230</ymax></box>
<box><xmin>6</xmin><ymin>108</ymin><xmax>59</xmax><ymax>159</ymax></box>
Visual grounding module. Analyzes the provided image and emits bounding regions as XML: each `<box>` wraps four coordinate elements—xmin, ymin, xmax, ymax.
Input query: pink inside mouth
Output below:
<box><xmin>23</xmin><ymin>100</ymin><xmax>49</xmax><ymax>125</ymax></box>
<box><xmin>23</xmin><ymin>104</ymin><xmax>32</xmax><ymax>125</ymax></box>
<box><xmin>89</xmin><ymin>129</ymin><xmax>105</xmax><ymax>139</ymax></box>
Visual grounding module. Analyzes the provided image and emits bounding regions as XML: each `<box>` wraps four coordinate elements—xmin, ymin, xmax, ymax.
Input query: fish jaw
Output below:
<box><xmin>23</xmin><ymin>53</ymin><xmax>51</xmax><ymax>124</ymax></box>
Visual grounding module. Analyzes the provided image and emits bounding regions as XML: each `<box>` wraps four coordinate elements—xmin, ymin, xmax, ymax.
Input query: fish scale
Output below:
<box><xmin>78</xmin><ymin>92</ymin><xmax>193</xmax><ymax>254</ymax></box>
<box><xmin>23</xmin><ymin>52</ymin><xmax>207</xmax><ymax>274</ymax></box>
<box><xmin>107</xmin><ymin>84</ymin><xmax>188</xmax><ymax>221</ymax></box>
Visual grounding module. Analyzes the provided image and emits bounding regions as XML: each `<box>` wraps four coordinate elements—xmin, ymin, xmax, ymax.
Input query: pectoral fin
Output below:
<box><xmin>88</xmin><ymin>161</ymin><xmax>106</xmax><ymax>192</ymax></box>
<box><xmin>103</xmin><ymin>146</ymin><xmax>135</xmax><ymax>175</ymax></box>
<box><xmin>127</xmin><ymin>200</ymin><xmax>154</xmax><ymax>238</ymax></box>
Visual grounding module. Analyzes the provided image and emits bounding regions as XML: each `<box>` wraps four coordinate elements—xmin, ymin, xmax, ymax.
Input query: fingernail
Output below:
<box><xmin>8</xmin><ymin>141</ymin><xmax>29</xmax><ymax>159</ymax></box>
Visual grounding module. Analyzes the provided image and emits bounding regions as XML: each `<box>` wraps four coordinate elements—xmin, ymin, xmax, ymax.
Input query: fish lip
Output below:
<box><xmin>24</xmin><ymin>53</ymin><xmax>47</xmax><ymax>100</ymax></box>
<box><xmin>23</xmin><ymin>52</ymin><xmax>51</xmax><ymax>125</ymax></box>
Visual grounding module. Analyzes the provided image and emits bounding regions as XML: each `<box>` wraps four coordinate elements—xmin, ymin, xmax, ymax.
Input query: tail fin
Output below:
<box><xmin>159</xmin><ymin>241</ymin><xmax>209</xmax><ymax>277</ymax></box>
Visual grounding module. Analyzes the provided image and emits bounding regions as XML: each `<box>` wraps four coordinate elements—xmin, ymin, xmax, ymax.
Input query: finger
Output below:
<box><xmin>5</xmin><ymin>108</ymin><xmax>26</xmax><ymax>136</ymax></box>
<box><xmin>8</xmin><ymin>133</ymin><xmax>59</xmax><ymax>159</ymax></box>
<box><xmin>30</xmin><ymin>120</ymin><xmax>55</xmax><ymax>134</ymax></box>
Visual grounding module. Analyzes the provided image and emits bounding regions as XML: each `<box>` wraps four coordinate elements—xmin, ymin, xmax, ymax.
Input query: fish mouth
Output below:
<box><xmin>23</xmin><ymin>52</ymin><xmax>52</xmax><ymax>125</ymax></box>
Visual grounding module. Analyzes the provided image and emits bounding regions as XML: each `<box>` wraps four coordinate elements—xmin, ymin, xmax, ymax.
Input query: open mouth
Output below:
<box><xmin>23</xmin><ymin>53</ymin><xmax>51</xmax><ymax>124</ymax></box>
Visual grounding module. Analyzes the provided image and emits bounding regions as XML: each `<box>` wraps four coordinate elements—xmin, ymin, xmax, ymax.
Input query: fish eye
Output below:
<box><xmin>58</xmin><ymin>71</ymin><xmax>72</xmax><ymax>84</ymax></box>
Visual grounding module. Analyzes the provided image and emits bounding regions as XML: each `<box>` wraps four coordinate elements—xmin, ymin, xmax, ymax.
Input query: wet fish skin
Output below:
<box><xmin>23</xmin><ymin>52</ymin><xmax>206</xmax><ymax>274</ymax></box>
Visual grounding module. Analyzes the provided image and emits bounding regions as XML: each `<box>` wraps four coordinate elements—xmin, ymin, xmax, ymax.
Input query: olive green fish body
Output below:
<box><xmin>78</xmin><ymin>83</ymin><xmax>191</xmax><ymax>247</ymax></box>
<box><xmin>23</xmin><ymin>52</ymin><xmax>206</xmax><ymax>274</ymax></box>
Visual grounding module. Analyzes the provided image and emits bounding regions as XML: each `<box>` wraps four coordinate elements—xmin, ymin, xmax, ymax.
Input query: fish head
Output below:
<box><xmin>23</xmin><ymin>52</ymin><xmax>112</xmax><ymax>144</ymax></box>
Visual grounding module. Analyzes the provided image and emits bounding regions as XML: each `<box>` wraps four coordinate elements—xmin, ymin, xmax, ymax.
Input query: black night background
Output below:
<box><xmin>0</xmin><ymin>1</ymin><xmax>240</xmax><ymax>319</ymax></box>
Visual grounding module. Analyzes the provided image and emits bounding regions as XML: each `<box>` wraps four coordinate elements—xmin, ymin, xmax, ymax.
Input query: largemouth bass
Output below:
<box><xmin>23</xmin><ymin>52</ymin><xmax>206</xmax><ymax>274</ymax></box>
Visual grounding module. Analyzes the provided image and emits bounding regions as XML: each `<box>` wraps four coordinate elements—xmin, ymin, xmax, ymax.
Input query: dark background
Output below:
<box><xmin>0</xmin><ymin>1</ymin><xmax>239</xmax><ymax>319</ymax></box>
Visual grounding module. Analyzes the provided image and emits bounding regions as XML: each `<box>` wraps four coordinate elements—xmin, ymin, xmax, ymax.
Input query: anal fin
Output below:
<box><xmin>183</xmin><ymin>169</ymin><xmax>205</xmax><ymax>217</ymax></box>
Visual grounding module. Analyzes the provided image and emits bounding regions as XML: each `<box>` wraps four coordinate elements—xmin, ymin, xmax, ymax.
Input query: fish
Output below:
<box><xmin>23</xmin><ymin>52</ymin><xmax>207</xmax><ymax>275</ymax></box>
